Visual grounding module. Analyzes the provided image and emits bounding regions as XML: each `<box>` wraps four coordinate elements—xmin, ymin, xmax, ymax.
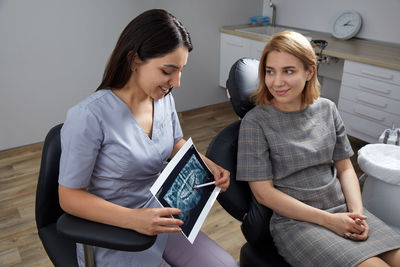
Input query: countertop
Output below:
<box><xmin>221</xmin><ymin>25</ymin><xmax>400</xmax><ymax>71</ymax></box>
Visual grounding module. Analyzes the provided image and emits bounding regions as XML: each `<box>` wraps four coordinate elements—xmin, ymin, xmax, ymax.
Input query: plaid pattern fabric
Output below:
<box><xmin>237</xmin><ymin>98</ymin><xmax>400</xmax><ymax>266</ymax></box>
<box><xmin>273</xmin><ymin>210</ymin><xmax>400</xmax><ymax>266</ymax></box>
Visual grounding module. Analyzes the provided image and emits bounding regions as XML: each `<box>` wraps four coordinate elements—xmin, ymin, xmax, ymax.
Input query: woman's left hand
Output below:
<box><xmin>212</xmin><ymin>164</ymin><xmax>230</xmax><ymax>192</ymax></box>
<box><xmin>203</xmin><ymin>158</ymin><xmax>230</xmax><ymax>192</ymax></box>
<box><xmin>172</xmin><ymin>139</ymin><xmax>230</xmax><ymax>192</ymax></box>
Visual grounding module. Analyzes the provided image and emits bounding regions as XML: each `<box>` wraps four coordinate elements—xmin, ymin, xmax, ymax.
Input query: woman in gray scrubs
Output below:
<box><xmin>58</xmin><ymin>9</ymin><xmax>236</xmax><ymax>267</ymax></box>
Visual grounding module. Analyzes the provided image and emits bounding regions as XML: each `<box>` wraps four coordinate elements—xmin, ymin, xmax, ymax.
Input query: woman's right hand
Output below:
<box><xmin>131</xmin><ymin>207</ymin><xmax>184</xmax><ymax>236</ymax></box>
<box><xmin>347</xmin><ymin>218</ymin><xmax>369</xmax><ymax>241</ymax></box>
<box><xmin>325</xmin><ymin>212</ymin><xmax>368</xmax><ymax>240</ymax></box>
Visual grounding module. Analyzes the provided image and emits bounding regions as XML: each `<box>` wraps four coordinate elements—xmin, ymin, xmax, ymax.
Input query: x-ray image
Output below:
<box><xmin>150</xmin><ymin>138</ymin><xmax>220</xmax><ymax>243</ymax></box>
<box><xmin>154</xmin><ymin>144</ymin><xmax>214</xmax><ymax>238</ymax></box>
<box><xmin>164</xmin><ymin>155</ymin><xmax>208</xmax><ymax>222</ymax></box>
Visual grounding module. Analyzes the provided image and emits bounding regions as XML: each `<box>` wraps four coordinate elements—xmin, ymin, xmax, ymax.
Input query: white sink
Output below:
<box><xmin>235</xmin><ymin>25</ymin><xmax>311</xmax><ymax>40</ymax></box>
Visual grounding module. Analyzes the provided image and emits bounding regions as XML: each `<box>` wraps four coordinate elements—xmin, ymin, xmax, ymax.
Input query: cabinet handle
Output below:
<box><xmin>356</xmin><ymin>96</ymin><xmax>388</xmax><ymax>108</ymax></box>
<box><xmin>226</xmin><ymin>42</ymin><xmax>244</xmax><ymax>48</ymax></box>
<box><xmin>359</xmin><ymin>82</ymin><xmax>391</xmax><ymax>95</ymax></box>
<box><xmin>361</xmin><ymin>69</ymin><xmax>394</xmax><ymax>80</ymax></box>
<box><xmin>353</xmin><ymin>108</ymin><xmax>385</xmax><ymax>122</ymax></box>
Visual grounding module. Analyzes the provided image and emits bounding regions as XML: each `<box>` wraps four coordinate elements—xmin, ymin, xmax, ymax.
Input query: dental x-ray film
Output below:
<box><xmin>150</xmin><ymin>138</ymin><xmax>220</xmax><ymax>243</ymax></box>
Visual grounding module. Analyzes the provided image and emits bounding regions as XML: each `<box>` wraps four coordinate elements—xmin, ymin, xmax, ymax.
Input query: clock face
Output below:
<box><xmin>332</xmin><ymin>11</ymin><xmax>362</xmax><ymax>40</ymax></box>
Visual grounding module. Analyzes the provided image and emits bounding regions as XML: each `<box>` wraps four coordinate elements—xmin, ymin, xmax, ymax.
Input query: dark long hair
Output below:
<box><xmin>96</xmin><ymin>9</ymin><xmax>193</xmax><ymax>91</ymax></box>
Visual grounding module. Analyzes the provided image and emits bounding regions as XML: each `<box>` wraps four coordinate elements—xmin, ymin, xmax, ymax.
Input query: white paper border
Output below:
<box><xmin>150</xmin><ymin>138</ymin><xmax>220</xmax><ymax>243</ymax></box>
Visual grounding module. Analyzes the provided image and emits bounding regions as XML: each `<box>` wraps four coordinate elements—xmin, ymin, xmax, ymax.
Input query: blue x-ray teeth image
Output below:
<box><xmin>152</xmin><ymin>140</ymin><xmax>217</xmax><ymax>242</ymax></box>
<box><xmin>163</xmin><ymin>155</ymin><xmax>208</xmax><ymax>222</ymax></box>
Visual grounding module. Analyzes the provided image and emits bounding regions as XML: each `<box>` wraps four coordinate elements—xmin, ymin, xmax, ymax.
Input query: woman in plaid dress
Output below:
<box><xmin>237</xmin><ymin>31</ymin><xmax>400</xmax><ymax>266</ymax></box>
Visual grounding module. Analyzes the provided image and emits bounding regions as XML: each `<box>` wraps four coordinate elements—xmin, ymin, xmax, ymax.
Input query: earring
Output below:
<box><xmin>131</xmin><ymin>65</ymin><xmax>136</xmax><ymax>72</ymax></box>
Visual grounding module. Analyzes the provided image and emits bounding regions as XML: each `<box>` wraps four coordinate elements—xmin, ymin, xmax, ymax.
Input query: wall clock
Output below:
<box><xmin>332</xmin><ymin>11</ymin><xmax>362</xmax><ymax>40</ymax></box>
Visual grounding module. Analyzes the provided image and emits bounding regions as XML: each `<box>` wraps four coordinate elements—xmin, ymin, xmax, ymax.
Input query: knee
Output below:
<box><xmin>217</xmin><ymin>252</ymin><xmax>237</xmax><ymax>267</ymax></box>
<box><xmin>224</xmin><ymin>256</ymin><xmax>238</xmax><ymax>267</ymax></box>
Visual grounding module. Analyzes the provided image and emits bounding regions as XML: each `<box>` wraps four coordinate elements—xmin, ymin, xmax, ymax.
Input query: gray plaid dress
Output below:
<box><xmin>237</xmin><ymin>98</ymin><xmax>400</xmax><ymax>266</ymax></box>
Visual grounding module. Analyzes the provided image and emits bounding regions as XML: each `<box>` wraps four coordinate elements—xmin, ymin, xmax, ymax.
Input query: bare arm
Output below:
<box><xmin>58</xmin><ymin>185</ymin><xmax>183</xmax><ymax>236</ymax></box>
<box><xmin>170</xmin><ymin>138</ymin><xmax>230</xmax><ymax>192</ymax></box>
<box><xmin>334</xmin><ymin>158</ymin><xmax>363</xmax><ymax>214</ymax></box>
<box><xmin>334</xmin><ymin>158</ymin><xmax>369</xmax><ymax>240</ymax></box>
<box><xmin>249</xmin><ymin>180</ymin><xmax>331</xmax><ymax>226</ymax></box>
<box><xmin>250</xmin><ymin>177</ymin><xmax>367</xmax><ymax>239</ymax></box>
<box><xmin>170</xmin><ymin>138</ymin><xmax>186</xmax><ymax>158</ymax></box>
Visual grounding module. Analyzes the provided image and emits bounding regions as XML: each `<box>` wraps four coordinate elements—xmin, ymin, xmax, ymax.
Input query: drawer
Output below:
<box><xmin>339</xmin><ymin>85</ymin><xmax>400</xmax><ymax>116</ymax></box>
<box><xmin>341</xmin><ymin>73</ymin><xmax>400</xmax><ymax>101</ymax></box>
<box><xmin>340</xmin><ymin>112</ymin><xmax>387</xmax><ymax>144</ymax></box>
<box><xmin>344</xmin><ymin>60</ymin><xmax>400</xmax><ymax>86</ymax></box>
<box><xmin>338</xmin><ymin>98</ymin><xmax>400</xmax><ymax>128</ymax></box>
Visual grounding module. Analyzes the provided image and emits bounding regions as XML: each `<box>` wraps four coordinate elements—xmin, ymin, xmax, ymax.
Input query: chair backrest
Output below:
<box><xmin>34</xmin><ymin>123</ymin><xmax>157</xmax><ymax>266</ymax></box>
<box><xmin>35</xmin><ymin>123</ymin><xmax>64</xmax><ymax>230</ymax></box>
<box><xmin>35</xmin><ymin>123</ymin><xmax>78</xmax><ymax>266</ymax></box>
<box><xmin>207</xmin><ymin>57</ymin><xmax>274</xmax><ymax>246</ymax></box>
<box><xmin>207</xmin><ymin>121</ymin><xmax>250</xmax><ymax>221</ymax></box>
<box><xmin>226</xmin><ymin>57</ymin><xmax>258</xmax><ymax>118</ymax></box>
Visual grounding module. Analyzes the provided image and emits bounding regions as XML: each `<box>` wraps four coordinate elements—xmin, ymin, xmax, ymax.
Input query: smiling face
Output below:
<box><xmin>265</xmin><ymin>50</ymin><xmax>314</xmax><ymax>111</ymax></box>
<box><xmin>132</xmin><ymin>45</ymin><xmax>189</xmax><ymax>100</ymax></box>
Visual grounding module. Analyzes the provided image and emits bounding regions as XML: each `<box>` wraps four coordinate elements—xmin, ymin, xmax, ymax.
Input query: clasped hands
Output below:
<box><xmin>327</xmin><ymin>212</ymin><xmax>369</xmax><ymax>241</ymax></box>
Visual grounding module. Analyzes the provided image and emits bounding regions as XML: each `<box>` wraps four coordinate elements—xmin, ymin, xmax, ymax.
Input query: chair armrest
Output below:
<box><xmin>57</xmin><ymin>213</ymin><xmax>156</xmax><ymax>252</ymax></box>
<box><xmin>241</xmin><ymin>193</ymin><xmax>273</xmax><ymax>246</ymax></box>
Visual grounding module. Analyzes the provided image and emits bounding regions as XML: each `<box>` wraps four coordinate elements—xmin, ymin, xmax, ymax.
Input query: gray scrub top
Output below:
<box><xmin>59</xmin><ymin>89</ymin><xmax>183</xmax><ymax>266</ymax></box>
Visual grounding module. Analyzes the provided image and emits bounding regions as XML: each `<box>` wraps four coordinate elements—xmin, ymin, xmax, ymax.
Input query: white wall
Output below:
<box><xmin>263</xmin><ymin>0</ymin><xmax>400</xmax><ymax>44</ymax></box>
<box><xmin>151</xmin><ymin>0</ymin><xmax>262</xmax><ymax>111</ymax></box>
<box><xmin>0</xmin><ymin>0</ymin><xmax>155</xmax><ymax>150</ymax></box>
<box><xmin>0</xmin><ymin>0</ymin><xmax>261</xmax><ymax>150</ymax></box>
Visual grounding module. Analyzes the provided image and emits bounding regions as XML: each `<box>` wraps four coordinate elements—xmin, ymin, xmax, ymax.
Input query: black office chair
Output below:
<box><xmin>206</xmin><ymin>58</ymin><xmax>290</xmax><ymax>266</ymax></box>
<box><xmin>35</xmin><ymin>123</ymin><xmax>156</xmax><ymax>267</ymax></box>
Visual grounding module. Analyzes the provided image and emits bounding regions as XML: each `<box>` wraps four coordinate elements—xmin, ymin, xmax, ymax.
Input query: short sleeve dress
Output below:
<box><xmin>59</xmin><ymin>89</ymin><xmax>183</xmax><ymax>267</ymax></box>
<box><xmin>237</xmin><ymin>97</ymin><xmax>400</xmax><ymax>266</ymax></box>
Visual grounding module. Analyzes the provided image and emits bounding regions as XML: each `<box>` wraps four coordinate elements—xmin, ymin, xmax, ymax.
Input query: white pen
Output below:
<box><xmin>193</xmin><ymin>181</ymin><xmax>215</xmax><ymax>189</ymax></box>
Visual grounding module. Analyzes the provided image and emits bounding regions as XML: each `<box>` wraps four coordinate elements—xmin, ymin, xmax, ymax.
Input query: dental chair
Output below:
<box><xmin>206</xmin><ymin>58</ymin><xmax>290</xmax><ymax>266</ymax></box>
<box><xmin>35</xmin><ymin>123</ymin><xmax>156</xmax><ymax>267</ymax></box>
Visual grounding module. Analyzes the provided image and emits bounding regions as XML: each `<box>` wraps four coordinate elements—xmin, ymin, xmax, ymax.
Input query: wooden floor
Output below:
<box><xmin>0</xmin><ymin>101</ymin><xmax>367</xmax><ymax>266</ymax></box>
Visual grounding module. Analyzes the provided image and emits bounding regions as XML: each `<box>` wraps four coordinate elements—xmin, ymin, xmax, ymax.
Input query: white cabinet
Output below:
<box><xmin>219</xmin><ymin>33</ymin><xmax>250</xmax><ymax>88</ymax></box>
<box><xmin>219</xmin><ymin>33</ymin><xmax>266</xmax><ymax>88</ymax></box>
<box><xmin>249</xmin><ymin>40</ymin><xmax>266</xmax><ymax>62</ymax></box>
<box><xmin>338</xmin><ymin>60</ymin><xmax>400</xmax><ymax>143</ymax></box>
<box><xmin>317</xmin><ymin>59</ymin><xmax>344</xmax><ymax>105</ymax></box>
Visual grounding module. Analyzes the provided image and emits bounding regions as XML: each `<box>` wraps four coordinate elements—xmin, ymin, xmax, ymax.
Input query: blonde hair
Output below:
<box><xmin>252</xmin><ymin>31</ymin><xmax>320</xmax><ymax>106</ymax></box>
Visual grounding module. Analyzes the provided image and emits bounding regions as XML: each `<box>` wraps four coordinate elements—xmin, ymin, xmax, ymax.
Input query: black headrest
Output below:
<box><xmin>226</xmin><ymin>57</ymin><xmax>259</xmax><ymax>118</ymax></box>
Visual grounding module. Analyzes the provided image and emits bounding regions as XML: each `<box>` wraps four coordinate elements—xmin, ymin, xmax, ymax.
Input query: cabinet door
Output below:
<box><xmin>338</xmin><ymin>60</ymin><xmax>400</xmax><ymax>143</ymax></box>
<box><xmin>219</xmin><ymin>33</ymin><xmax>250</xmax><ymax>88</ymax></box>
<box><xmin>250</xmin><ymin>40</ymin><xmax>266</xmax><ymax>61</ymax></box>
